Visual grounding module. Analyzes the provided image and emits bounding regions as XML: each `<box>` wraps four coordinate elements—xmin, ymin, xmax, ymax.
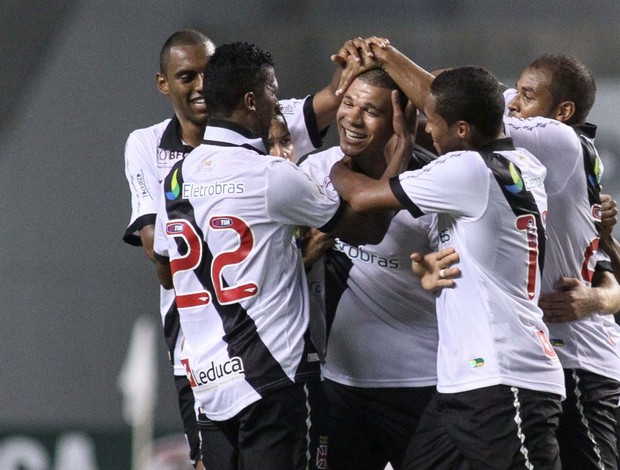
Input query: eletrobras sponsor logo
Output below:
<box><xmin>182</xmin><ymin>181</ymin><xmax>245</xmax><ymax>198</ymax></box>
<box><xmin>182</xmin><ymin>356</ymin><xmax>245</xmax><ymax>390</ymax></box>
<box><xmin>334</xmin><ymin>240</ymin><xmax>399</xmax><ymax>268</ymax></box>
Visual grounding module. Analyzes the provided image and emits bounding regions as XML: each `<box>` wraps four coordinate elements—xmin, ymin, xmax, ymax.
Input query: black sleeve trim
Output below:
<box><xmin>595</xmin><ymin>260</ymin><xmax>614</xmax><ymax>274</ymax></box>
<box><xmin>389</xmin><ymin>176</ymin><xmax>425</xmax><ymax>218</ymax></box>
<box><xmin>122</xmin><ymin>213</ymin><xmax>156</xmax><ymax>246</ymax></box>
<box><xmin>305</xmin><ymin>95</ymin><xmax>326</xmax><ymax>148</ymax></box>
<box><xmin>318</xmin><ymin>198</ymin><xmax>348</xmax><ymax>233</ymax></box>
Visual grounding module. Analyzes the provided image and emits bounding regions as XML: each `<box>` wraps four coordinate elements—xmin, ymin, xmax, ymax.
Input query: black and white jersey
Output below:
<box><xmin>391</xmin><ymin>138</ymin><xmax>565</xmax><ymax>397</ymax></box>
<box><xmin>153</xmin><ymin>121</ymin><xmax>342</xmax><ymax>420</ymax></box>
<box><xmin>300</xmin><ymin>147</ymin><xmax>439</xmax><ymax>387</ymax></box>
<box><xmin>123</xmin><ymin>115</ymin><xmax>194</xmax><ymax>375</ymax></box>
<box><xmin>504</xmin><ymin>89</ymin><xmax>620</xmax><ymax>382</ymax></box>
<box><xmin>123</xmin><ymin>98</ymin><xmax>322</xmax><ymax>376</ymax></box>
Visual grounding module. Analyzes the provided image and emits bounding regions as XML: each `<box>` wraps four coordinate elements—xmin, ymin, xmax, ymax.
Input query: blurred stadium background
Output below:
<box><xmin>1</xmin><ymin>1</ymin><xmax>618</xmax><ymax>468</ymax></box>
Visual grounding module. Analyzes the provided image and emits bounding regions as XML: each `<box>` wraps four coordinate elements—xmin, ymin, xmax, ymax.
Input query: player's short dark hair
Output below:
<box><xmin>202</xmin><ymin>42</ymin><xmax>275</xmax><ymax>118</ymax></box>
<box><xmin>527</xmin><ymin>54</ymin><xmax>596</xmax><ymax>125</ymax></box>
<box><xmin>431</xmin><ymin>66</ymin><xmax>504</xmax><ymax>138</ymax></box>
<box><xmin>159</xmin><ymin>29</ymin><xmax>214</xmax><ymax>75</ymax></box>
<box><xmin>356</xmin><ymin>69</ymin><xmax>408</xmax><ymax>110</ymax></box>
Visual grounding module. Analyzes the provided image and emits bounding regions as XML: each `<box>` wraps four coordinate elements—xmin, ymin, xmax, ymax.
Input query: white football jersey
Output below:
<box><xmin>392</xmin><ymin>138</ymin><xmax>565</xmax><ymax>397</ymax></box>
<box><xmin>123</xmin><ymin>98</ymin><xmax>322</xmax><ymax>376</ymax></box>
<box><xmin>153</xmin><ymin>122</ymin><xmax>341</xmax><ymax>420</ymax></box>
<box><xmin>300</xmin><ymin>147</ymin><xmax>439</xmax><ymax>387</ymax></box>
<box><xmin>503</xmin><ymin>94</ymin><xmax>620</xmax><ymax>382</ymax></box>
<box><xmin>124</xmin><ymin>116</ymin><xmax>195</xmax><ymax>375</ymax></box>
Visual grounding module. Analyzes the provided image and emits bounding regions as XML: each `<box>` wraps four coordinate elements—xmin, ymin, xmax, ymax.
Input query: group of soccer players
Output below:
<box><xmin>123</xmin><ymin>29</ymin><xmax>620</xmax><ymax>469</ymax></box>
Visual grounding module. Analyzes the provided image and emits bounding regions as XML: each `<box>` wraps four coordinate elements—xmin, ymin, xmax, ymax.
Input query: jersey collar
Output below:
<box><xmin>479</xmin><ymin>137</ymin><xmax>515</xmax><ymax>152</ymax></box>
<box><xmin>160</xmin><ymin>115</ymin><xmax>194</xmax><ymax>153</ymax></box>
<box><xmin>573</xmin><ymin>122</ymin><xmax>597</xmax><ymax>139</ymax></box>
<box><xmin>203</xmin><ymin>120</ymin><xmax>267</xmax><ymax>155</ymax></box>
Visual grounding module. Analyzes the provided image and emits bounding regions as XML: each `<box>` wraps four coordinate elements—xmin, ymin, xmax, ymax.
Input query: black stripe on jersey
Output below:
<box><xmin>389</xmin><ymin>175</ymin><xmax>425</xmax><ymax>218</ymax></box>
<box><xmin>319</xmin><ymin>197</ymin><xmax>347</xmax><ymax>234</ymax></box>
<box><xmin>163</xmin><ymin>163</ymin><xmax>318</xmax><ymax>396</ymax></box>
<box><xmin>324</xmin><ymin>249</ymin><xmax>353</xmax><ymax>339</ymax></box>
<box><xmin>162</xmin><ymin>300</ymin><xmax>181</xmax><ymax>366</ymax></box>
<box><xmin>595</xmin><ymin>260</ymin><xmax>613</xmax><ymax>274</ymax></box>
<box><xmin>573</xmin><ymin>123</ymin><xmax>602</xmax><ymax>233</ymax></box>
<box><xmin>305</xmin><ymin>94</ymin><xmax>327</xmax><ymax>148</ymax></box>
<box><xmin>479</xmin><ymin>149</ymin><xmax>546</xmax><ymax>274</ymax></box>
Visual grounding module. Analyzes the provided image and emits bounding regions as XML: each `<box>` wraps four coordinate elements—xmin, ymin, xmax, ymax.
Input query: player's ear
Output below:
<box><xmin>156</xmin><ymin>72</ymin><xmax>169</xmax><ymax>96</ymax></box>
<box><xmin>554</xmin><ymin>101</ymin><xmax>575</xmax><ymax>123</ymax></box>
<box><xmin>244</xmin><ymin>92</ymin><xmax>256</xmax><ymax>112</ymax></box>
<box><xmin>456</xmin><ymin>120</ymin><xmax>470</xmax><ymax>139</ymax></box>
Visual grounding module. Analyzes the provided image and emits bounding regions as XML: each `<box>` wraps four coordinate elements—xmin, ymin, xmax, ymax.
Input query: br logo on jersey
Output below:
<box><xmin>504</xmin><ymin>162</ymin><xmax>524</xmax><ymax>193</ymax></box>
<box><xmin>165</xmin><ymin>168</ymin><xmax>181</xmax><ymax>200</ymax></box>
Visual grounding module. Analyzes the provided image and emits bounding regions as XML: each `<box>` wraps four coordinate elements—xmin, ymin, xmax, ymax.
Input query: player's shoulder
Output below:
<box><xmin>279</xmin><ymin>97</ymin><xmax>310</xmax><ymax>116</ymax></box>
<box><xmin>504</xmin><ymin>115</ymin><xmax>578</xmax><ymax>142</ymax></box>
<box><xmin>126</xmin><ymin>118</ymin><xmax>171</xmax><ymax>144</ymax></box>
<box><xmin>299</xmin><ymin>146</ymin><xmax>343</xmax><ymax>167</ymax></box>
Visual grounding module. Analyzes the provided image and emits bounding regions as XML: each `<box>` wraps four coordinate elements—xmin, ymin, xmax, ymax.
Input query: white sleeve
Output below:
<box><xmin>265</xmin><ymin>158</ymin><xmax>341</xmax><ymax>229</ymax></box>
<box><xmin>123</xmin><ymin>128</ymin><xmax>161</xmax><ymax>244</ymax></box>
<box><xmin>280</xmin><ymin>97</ymin><xmax>322</xmax><ymax>158</ymax></box>
<box><xmin>503</xmin><ymin>116</ymin><xmax>582</xmax><ymax>195</ymax></box>
<box><xmin>298</xmin><ymin>147</ymin><xmax>342</xmax><ymax>189</ymax></box>
<box><xmin>392</xmin><ymin>151</ymin><xmax>490</xmax><ymax>219</ymax></box>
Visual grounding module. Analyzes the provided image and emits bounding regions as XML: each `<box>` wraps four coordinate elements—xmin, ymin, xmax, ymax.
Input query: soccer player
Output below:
<box><xmin>299</xmin><ymin>68</ymin><xmax>439</xmax><ymax>470</ymax></box>
<box><xmin>330</xmin><ymin>45</ymin><xmax>566</xmax><ymax>469</ymax></box>
<box><xmin>122</xmin><ymin>30</ymin><xmax>375</xmax><ymax>468</ymax></box>
<box><xmin>505</xmin><ymin>54</ymin><xmax>620</xmax><ymax>469</ymax></box>
<box><xmin>123</xmin><ymin>30</ymin><xmax>215</xmax><ymax>469</ymax></box>
<box><xmin>151</xmin><ymin>41</ymin><xmax>399</xmax><ymax>470</ymax></box>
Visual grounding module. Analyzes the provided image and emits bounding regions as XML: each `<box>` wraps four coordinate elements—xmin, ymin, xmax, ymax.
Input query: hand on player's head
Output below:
<box><xmin>384</xmin><ymin>90</ymin><xmax>413</xmax><ymax>173</ymax></box>
<box><xmin>332</xmin><ymin>37</ymin><xmax>390</xmax><ymax>96</ymax></box>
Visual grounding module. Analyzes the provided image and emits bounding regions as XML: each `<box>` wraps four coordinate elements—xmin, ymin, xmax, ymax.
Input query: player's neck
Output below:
<box><xmin>180</xmin><ymin>122</ymin><xmax>207</xmax><ymax>148</ymax></box>
<box><xmin>351</xmin><ymin>152</ymin><xmax>385</xmax><ymax>179</ymax></box>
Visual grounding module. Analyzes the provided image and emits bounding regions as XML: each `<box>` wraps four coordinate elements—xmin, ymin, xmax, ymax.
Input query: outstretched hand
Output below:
<box><xmin>411</xmin><ymin>247</ymin><xmax>461</xmax><ymax>291</ymax></box>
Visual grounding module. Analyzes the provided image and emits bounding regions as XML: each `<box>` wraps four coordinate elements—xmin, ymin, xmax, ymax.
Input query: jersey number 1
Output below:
<box><xmin>516</xmin><ymin>214</ymin><xmax>540</xmax><ymax>300</ymax></box>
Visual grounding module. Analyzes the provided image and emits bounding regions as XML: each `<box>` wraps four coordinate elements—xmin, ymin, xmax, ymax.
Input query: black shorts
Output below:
<box><xmin>174</xmin><ymin>374</ymin><xmax>202</xmax><ymax>466</ymax></box>
<box><xmin>558</xmin><ymin>368</ymin><xmax>620</xmax><ymax>470</ymax></box>
<box><xmin>197</xmin><ymin>411</ymin><xmax>236</xmax><ymax>469</ymax></box>
<box><xmin>402</xmin><ymin>385</ymin><xmax>562</xmax><ymax>470</ymax></box>
<box><xmin>324</xmin><ymin>379</ymin><xmax>434</xmax><ymax>470</ymax></box>
<box><xmin>209</xmin><ymin>382</ymin><xmax>326</xmax><ymax>470</ymax></box>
